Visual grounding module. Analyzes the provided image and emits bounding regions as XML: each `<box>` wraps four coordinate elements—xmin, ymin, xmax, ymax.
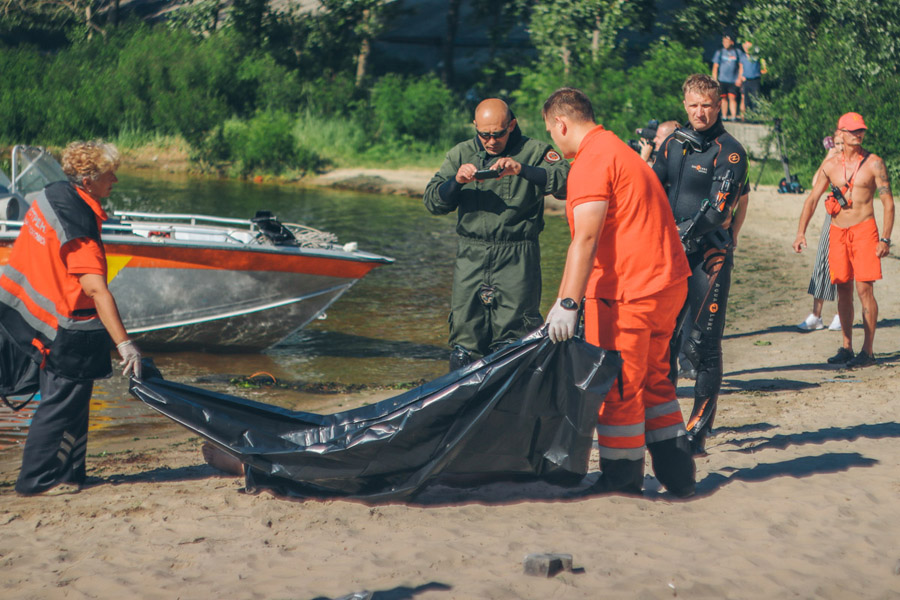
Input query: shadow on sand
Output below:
<box><xmin>723</xmin><ymin>317</ymin><xmax>900</xmax><ymax>341</ymax></box>
<box><xmin>724</xmin><ymin>421</ymin><xmax>900</xmax><ymax>453</ymax></box>
<box><xmin>696</xmin><ymin>452</ymin><xmax>877</xmax><ymax>496</ymax></box>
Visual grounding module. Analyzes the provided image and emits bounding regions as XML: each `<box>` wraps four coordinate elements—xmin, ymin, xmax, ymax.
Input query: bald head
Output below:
<box><xmin>473</xmin><ymin>98</ymin><xmax>516</xmax><ymax>155</ymax></box>
<box><xmin>474</xmin><ymin>98</ymin><xmax>512</xmax><ymax>124</ymax></box>
<box><xmin>654</xmin><ymin>120</ymin><xmax>679</xmax><ymax>150</ymax></box>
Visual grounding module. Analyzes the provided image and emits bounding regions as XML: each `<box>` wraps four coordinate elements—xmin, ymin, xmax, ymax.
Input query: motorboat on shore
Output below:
<box><xmin>0</xmin><ymin>146</ymin><xmax>394</xmax><ymax>352</ymax></box>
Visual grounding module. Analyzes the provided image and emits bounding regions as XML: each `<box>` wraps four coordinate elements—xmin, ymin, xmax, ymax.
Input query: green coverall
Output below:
<box><xmin>424</xmin><ymin>126</ymin><xmax>569</xmax><ymax>361</ymax></box>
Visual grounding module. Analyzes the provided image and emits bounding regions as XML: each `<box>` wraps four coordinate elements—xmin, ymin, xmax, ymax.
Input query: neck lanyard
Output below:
<box><xmin>841</xmin><ymin>151</ymin><xmax>866</xmax><ymax>194</ymax></box>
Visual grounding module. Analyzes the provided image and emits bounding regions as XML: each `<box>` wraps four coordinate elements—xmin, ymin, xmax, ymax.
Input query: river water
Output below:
<box><xmin>0</xmin><ymin>170</ymin><xmax>570</xmax><ymax>450</ymax></box>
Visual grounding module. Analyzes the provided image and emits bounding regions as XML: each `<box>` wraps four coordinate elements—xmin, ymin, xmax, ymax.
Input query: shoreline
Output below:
<box><xmin>119</xmin><ymin>143</ymin><xmax>439</xmax><ymax>198</ymax></box>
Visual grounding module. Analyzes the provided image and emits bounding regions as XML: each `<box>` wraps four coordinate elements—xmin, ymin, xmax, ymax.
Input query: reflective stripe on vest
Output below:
<box><xmin>0</xmin><ymin>186</ymin><xmax>105</xmax><ymax>349</ymax></box>
<box><xmin>0</xmin><ymin>264</ymin><xmax>58</xmax><ymax>339</ymax></box>
<box><xmin>35</xmin><ymin>192</ymin><xmax>76</xmax><ymax>246</ymax></box>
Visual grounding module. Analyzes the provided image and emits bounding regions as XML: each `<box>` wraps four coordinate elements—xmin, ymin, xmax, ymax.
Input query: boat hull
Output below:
<box><xmin>0</xmin><ymin>235</ymin><xmax>390</xmax><ymax>352</ymax></box>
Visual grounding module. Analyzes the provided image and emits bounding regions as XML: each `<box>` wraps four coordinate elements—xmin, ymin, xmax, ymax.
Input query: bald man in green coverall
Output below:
<box><xmin>424</xmin><ymin>98</ymin><xmax>569</xmax><ymax>370</ymax></box>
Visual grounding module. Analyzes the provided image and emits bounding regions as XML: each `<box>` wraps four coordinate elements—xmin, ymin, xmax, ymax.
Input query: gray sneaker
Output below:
<box><xmin>846</xmin><ymin>351</ymin><xmax>876</xmax><ymax>368</ymax></box>
<box><xmin>827</xmin><ymin>347</ymin><xmax>854</xmax><ymax>364</ymax></box>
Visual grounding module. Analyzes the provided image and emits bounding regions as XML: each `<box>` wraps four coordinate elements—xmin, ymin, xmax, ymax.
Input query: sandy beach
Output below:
<box><xmin>2</xmin><ymin>182</ymin><xmax>900</xmax><ymax>600</ymax></box>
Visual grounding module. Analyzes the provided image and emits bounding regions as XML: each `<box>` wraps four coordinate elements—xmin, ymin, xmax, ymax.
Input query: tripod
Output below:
<box><xmin>753</xmin><ymin>118</ymin><xmax>804</xmax><ymax>193</ymax></box>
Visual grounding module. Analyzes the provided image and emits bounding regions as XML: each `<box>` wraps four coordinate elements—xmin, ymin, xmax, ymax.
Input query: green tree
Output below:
<box><xmin>741</xmin><ymin>0</ymin><xmax>900</xmax><ymax>177</ymax></box>
<box><xmin>527</xmin><ymin>0</ymin><xmax>639</xmax><ymax>78</ymax></box>
<box><xmin>667</xmin><ymin>0</ymin><xmax>751</xmax><ymax>47</ymax></box>
<box><xmin>167</xmin><ymin>0</ymin><xmax>223</xmax><ymax>37</ymax></box>
<box><xmin>1</xmin><ymin>0</ymin><xmax>110</xmax><ymax>39</ymax></box>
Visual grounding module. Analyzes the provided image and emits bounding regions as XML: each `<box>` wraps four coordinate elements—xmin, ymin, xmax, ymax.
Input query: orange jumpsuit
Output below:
<box><xmin>566</xmin><ymin>126</ymin><xmax>691</xmax><ymax>466</ymax></box>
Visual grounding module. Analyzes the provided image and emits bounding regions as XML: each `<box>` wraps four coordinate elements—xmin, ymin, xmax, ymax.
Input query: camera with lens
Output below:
<box><xmin>626</xmin><ymin>119</ymin><xmax>659</xmax><ymax>153</ymax></box>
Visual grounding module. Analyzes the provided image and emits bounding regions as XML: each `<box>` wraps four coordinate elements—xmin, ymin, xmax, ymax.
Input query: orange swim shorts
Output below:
<box><xmin>828</xmin><ymin>217</ymin><xmax>882</xmax><ymax>284</ymax></box>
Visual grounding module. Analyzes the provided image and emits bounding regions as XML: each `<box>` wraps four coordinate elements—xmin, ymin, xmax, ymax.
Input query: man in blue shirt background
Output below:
<box><xmin>738</xmin><ymin>40</ymin><xmax>767</xmax><ymax>120</ymax></box>
<box><xmin>711</xmin><ymin>32</ymin><xmax>742</xmax><ymax>121</ymax></box>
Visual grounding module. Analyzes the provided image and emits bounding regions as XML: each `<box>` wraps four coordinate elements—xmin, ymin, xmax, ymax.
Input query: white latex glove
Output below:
<box><xmin>116</xmin><ymin>340</ymin><xmax>142</xmax><ymax>379</ymax></box>
<box><xmin>545</xmin><ymin>299</ymin><xmax>579</xmax><ymax>343</ymax></box>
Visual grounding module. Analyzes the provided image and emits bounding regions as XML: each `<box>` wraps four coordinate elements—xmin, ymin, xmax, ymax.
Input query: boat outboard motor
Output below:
<box><xmin>251</xmin><ymin>210</ymin><xmax>298</xmax><ymax>246</ymax></box>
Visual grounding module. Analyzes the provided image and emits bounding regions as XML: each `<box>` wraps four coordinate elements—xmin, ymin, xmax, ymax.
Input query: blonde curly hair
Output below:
<box><xmin>61</xmin><ymin>141</ymin><xmax>120</xmax><ymax>182</ymax></box>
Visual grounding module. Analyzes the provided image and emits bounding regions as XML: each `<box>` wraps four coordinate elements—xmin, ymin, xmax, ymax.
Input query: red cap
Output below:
<box><xmin>837</xmin><ymin>112</ymin><xmax>867</xmax><ymax>131</ymax></box>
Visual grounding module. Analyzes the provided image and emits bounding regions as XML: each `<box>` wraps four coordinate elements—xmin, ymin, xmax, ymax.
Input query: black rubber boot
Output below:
<box><xmin>647</xmin><ymin>436</ymin><xmax>696</xmax><ymax>498</ymax></box>
<box><xmin>449</xmin><ymin>345</ymin><xmax>473</xmax><ymax>372</ymax></box>
<box><xmin>687</xmin><ymin>401</ymin><xmax>716</xmax><ymax>456</ymax></box>
<box><xmin>591</xmin><ymin>458</ymin><xmax>645</xmax><ymax>496</ymax></box>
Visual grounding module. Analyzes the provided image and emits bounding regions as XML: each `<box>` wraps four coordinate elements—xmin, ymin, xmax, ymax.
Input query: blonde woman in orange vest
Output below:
<box><xmin>0</xmin><ymin>141</ymin><xmax>141</xmax><ymax>496</ymax></box>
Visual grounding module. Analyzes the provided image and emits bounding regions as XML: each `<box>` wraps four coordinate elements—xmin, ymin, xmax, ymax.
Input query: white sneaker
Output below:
<box><xmin>797</xmin><ymin>313</ymin><xmax>825</xmax><ymax>331</ymax></box>
<box><xmin>828</xmin><ymin>314</ymin><xmax>842</xmax><ymax>331</ymax></box>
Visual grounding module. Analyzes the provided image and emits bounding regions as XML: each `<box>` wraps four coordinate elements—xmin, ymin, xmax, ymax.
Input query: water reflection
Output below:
<box><xmin>0</xmin><ymin>170</ymin><xmax>570</xmax><ymax>451</ymax></box>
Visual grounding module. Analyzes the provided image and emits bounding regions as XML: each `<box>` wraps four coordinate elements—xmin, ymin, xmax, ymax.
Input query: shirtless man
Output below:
<box><xmin>793</xmin><ymin>112</ymin><xmax>894</xmax><ymax>367</ymax></box>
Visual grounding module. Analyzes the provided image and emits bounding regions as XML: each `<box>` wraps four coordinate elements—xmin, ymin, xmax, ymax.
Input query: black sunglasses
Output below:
<box><xmin>476</xmin><ymin>126</ymin><xmax>510</xmax><ymax>140</ymax></box>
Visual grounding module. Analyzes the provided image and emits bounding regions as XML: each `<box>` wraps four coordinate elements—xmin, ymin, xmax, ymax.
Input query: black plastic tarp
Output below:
<box><xmin>129</xmin><ymin>329</ymin><xmax>621</xmax><ymax>501</ymax></box>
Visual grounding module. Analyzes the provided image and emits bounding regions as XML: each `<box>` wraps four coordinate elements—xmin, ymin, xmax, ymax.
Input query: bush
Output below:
<box><xmin>368</xmin><ymin>73</ymin><xmax>460</xmax><ymax>143</ymax></box>
<box><xmin>0</xmin><ymin>25</ymin><xmax>306</xmax><ymax>148</ymax></box>
<box><xmin>510</xmin><ymin>40</ymin><xmax>706</xmax><ymax>142</ymax></box>
<box><xmin>220</xmin><ymin>111</ymin><xmax>324</xmax><ymax>176</ymax></box>
<box><xmin>298</xmin><ymin>72</ymin><xmax>361</xmax><ymax>117</ymax></box>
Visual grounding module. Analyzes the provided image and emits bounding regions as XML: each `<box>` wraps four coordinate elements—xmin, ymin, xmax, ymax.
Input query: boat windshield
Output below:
<box><xmin>0</xmin><ymin>169</ymin><xmax>11</xmax><ymax>195</ymax></box>
<box><xmin>11</xmin><ymin>146</ymin><xmax>68</xmax><ymax>196</ymax></box>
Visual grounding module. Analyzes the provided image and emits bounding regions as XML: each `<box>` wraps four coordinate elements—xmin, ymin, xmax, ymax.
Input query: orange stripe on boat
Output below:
<box><xmin>103</xmin><ymin>244</ymin><xmax>380</xmax><ymax>278</ymax></box>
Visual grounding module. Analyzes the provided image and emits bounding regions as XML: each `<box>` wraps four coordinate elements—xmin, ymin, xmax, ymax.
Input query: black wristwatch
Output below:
<box><xmin>560</xmin><ymin>298</ymin><xmax>579</xmax><ymax>311</ymax></box>
<box><xmin>880</xmin><ymin>237</ymin><xmax>891</xmax><ymax>246</ymax></box>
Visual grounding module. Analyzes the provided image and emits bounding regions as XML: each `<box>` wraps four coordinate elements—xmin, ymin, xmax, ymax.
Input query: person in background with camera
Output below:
<box><xmin>796</xmin><ymin>131</ymin><xmax>844</xmax><ymax>332</ymax></box>
<box><xmin>711</xmin><ymin>31</ymin><xmax>743</xmax><ymax>122</ymax></box>
<box><xmin>0</xmin><ymin>141</ymin><xmax>142</xmax><ymax>496</ymax></box>
<box><xmin>793</xmin><ymin>112</ymin><xmax>894</xmax><ymax>368</ymax></box>
<box><xmin>639</xmin><ymin>120</ymin><xmax>680</xmax><ymax>166</ymax></box>
<box><xmin>651</xmin><ymin>74</ymin><xmax>748</xmax><ymax>455</ymax></box>
<box><xmin>424</xmin><ymin>98</ymin><xmax>570</xmax><ymax>370</ymax></box>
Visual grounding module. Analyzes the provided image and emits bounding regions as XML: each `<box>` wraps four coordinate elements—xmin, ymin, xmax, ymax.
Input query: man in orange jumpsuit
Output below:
<box><xmin>542</xmin><ymin>87</ymin><xmax>696</xmax><ymax>497</ymax></box>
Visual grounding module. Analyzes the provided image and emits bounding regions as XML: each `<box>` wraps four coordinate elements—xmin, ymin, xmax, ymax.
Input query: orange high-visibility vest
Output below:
<box><xmin>0</xmin><ymin>181</ymin><xmax>112</xmax><ymax>380</ymax></box>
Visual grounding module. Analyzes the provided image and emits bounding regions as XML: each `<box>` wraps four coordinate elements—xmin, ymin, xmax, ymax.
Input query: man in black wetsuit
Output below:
<box><xmin>652</xmin><ymin>73</ymin><xmax>749</xmax><ymax>455</ymax></box>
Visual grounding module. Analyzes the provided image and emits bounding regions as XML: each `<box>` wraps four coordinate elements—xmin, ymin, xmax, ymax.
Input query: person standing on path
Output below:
<box><xmin>711</xmin><ymin>32</ymin><xmax>742</xmax><ymax>122</ymax></box>
<box><xmin>737</xmin><ymin>40</ymin><xmax>767</xmax><ymax>120</ymax></box>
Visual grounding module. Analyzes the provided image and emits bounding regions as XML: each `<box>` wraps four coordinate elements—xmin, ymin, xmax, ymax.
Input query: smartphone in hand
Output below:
<box><xmin>474</xmin><ymin>169</ymin><xmax>501</xmax><ymax>180</ymax></box>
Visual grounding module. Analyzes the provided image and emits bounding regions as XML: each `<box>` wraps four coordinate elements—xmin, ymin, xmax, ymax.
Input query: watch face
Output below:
<box><xmin>560</xmin><ymin>298</ymin><xmax>578</xmax><ymax>310</ymax></box>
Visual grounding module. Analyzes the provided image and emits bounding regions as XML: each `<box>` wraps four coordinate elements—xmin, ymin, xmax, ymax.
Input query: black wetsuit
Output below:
<box><xmin>652</xmin><ymin>118</ymin><xmax>748</xmax><ymax>453</ymax></box>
